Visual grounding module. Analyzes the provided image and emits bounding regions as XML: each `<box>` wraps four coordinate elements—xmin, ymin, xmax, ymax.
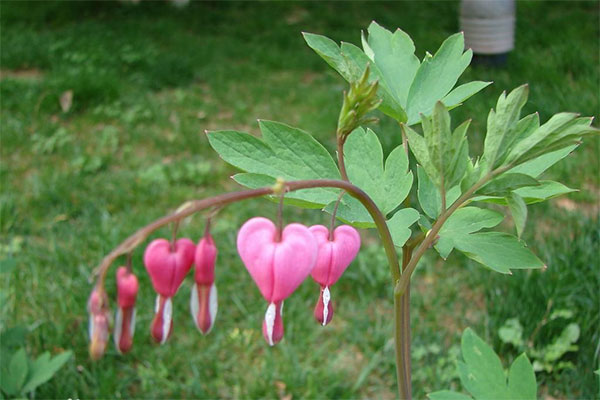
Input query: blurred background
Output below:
<box><xmin>1</xmin><ymin>1</ymin><xmax>598</xmax><ymax>398</ymax></box>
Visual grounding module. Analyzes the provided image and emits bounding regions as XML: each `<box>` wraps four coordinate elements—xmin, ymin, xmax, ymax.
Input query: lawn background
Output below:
<box><xmin>1</xmin><ymin>1</ymin><xmax>598</xmax><ymax>398</ymax></box>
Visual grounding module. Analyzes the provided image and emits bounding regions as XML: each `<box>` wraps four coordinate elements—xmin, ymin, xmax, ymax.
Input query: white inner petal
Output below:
<box><xmin>208</xmin><ymin>283</ymin><xmax>218</xmax><ymax>333</ymax></box>
<box><xmin>130</xmin><ymin>308</ymin><xmax>136</xmax><ymax>338</ymax></box>
<box><xmin>161</xmin><ymin>297</ymin><xmax>173</xmax><ymax>345</ymax></box>
<box><xmin>190</xmin><ymin>283</ymin><xmax>199</xmax><ymax>328</ymax></box>
<box><xmin>88</xmin><ymin>314</ymin><xmax>94</xmax><ymax>340</ymax></box>
<box><xmin>264</xmin><ymin>302</ymin><xmax>276</xmax><ymax>346</ymax></box>
<box><xmin>322</xmin><ymin>286</ymin><xmax>331</xmax><ymax>326</ymax></box>
<box><xmin>114</xmin><ymin>308</ymin><xmax>123</xmax><ymax>352</ymax></box>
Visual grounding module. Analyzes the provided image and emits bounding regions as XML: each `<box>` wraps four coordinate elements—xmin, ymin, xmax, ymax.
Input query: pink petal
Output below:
<box><xmin>309</xmin><ymin>224</ymin><xmax>361</xmax><ymax>287</ymax></box>
<box><xmin>194</xmin><ymin>235</ymin><xmax>217</xmax><ymax>285</ymax></box>
<box><xmin>144</xmin><ymin>238</ymin><xmax>195</xmax><ymax>297</ymax></box>
<box><xmin>116</xmin><ymin>267</ymin><xmax>139</xmax><ymax>309</ymax></box>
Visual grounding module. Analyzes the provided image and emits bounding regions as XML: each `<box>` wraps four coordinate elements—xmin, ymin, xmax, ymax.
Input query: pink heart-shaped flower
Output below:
<box><xmin>143</xmin><ymin>238</ymin><xmax>195</xmax><ymax>297</ymax></box>
<box><xmin>114</xmin><ymin>267</ymin><xmax>139</xmax><ymax>354</ymax></box>
<box><xmin>237</xmin><ymin>217</ymin><xmax>317</xmax><ymax>303</ymax></box>
<box><xmin>309</xmin><ymin>225</ymin><xmax>361</xmax><ymax>287</ymax></box>
<box><xmin>308</xmin><ymin>224</ymin><xmax>360</xmax><ymax>326</ymax></box>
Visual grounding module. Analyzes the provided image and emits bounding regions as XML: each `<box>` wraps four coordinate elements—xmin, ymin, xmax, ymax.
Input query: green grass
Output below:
<box><xmin>1</xmin><ymin>1</ymin><xmax>598</xmax><ymax>398</ymax></box>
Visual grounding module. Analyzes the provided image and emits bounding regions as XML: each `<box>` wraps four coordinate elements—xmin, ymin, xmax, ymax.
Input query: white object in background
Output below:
<box><xmin>460</xmin><ymin>0</ymin><xmax>515</xmax><ymax>55</ymax></box>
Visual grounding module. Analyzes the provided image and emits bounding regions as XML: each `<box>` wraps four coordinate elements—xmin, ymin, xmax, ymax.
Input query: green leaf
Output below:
<box><xmin>435</xmin><ymin>207</ymin><xmax>504</xmax><ymax>259</ymax></box>
<box><xmin>0</xmin><ymin>326</ymin><xmax>28</xmax><ymax>350</ymax></box>
<box><xmin>506</xmin><ymin>113</ymin><xmax>598</xmax><ymax>165</ymax></box>
<box><xmin>478</xmin><ymin>173</ymin><xmax>539</xmax><ymax>196</ymax></box>
<box><xmin>0</xmin><ymin>258</ymin><xmax>16</xmax><ymax>274</ymax></box>
<box><xmin>406</xmin><ymin>33</ymin><xmax>475</xmax><ymax>125</ymax></box>
<box><xmin>459</xmin><ymin>328</ymin><xmax>509</xmax><ymax>399</ymax></box>
<box><xmin>366</xmin><ymin>21</ymin><xmax>419</xmax><ymax>108</ymax></box>
<box><xmin>21</xmin><ymin>350</ymin><xmax>72</xmax><ymax>394</ymax></box>
<box><xmin>345</xmin><ymin>128</ymin><xmax>413</xmax><ymax>214</ymax></box>
<box><xmin>473</xmin><ymin>180</ymin><xmax>576</xmax><ymax>205</ymax></box>
<box><xmin>506</xmin><ymin>192</ymin><xmax>527</xmax><ymax>238</ymax></box>
<box><xmin>441</xmin><ymin>81</ymin><xmax>492</xmax><ymax>110</ymax></box>
<box><xmin>498</xmin><ymin>318</ymin><xmax>524</xmax><ymax>348</ymax></box>
<box><xmin>454</xmin><ymin>232</ymin><xmax>545</xmax><ymax>274</ymax></box>
<box><xmin>323</xmin><ymin>194</ymin><xmax>374</xmax><ymax>228</ymax></box>
<box><xmin>307</xmin><ymin>25</ymin><xmax>487</xmax><ymax>125</ymax></box>
<box><xmin>387</xmin><ymin>208</ymin><xmax>420</xmax><ymax>247</ymax></box>
<box><xmin>2</xmin><ymin>348</ymin><xmax>28</xmax><ymax>395</ymax></box>
<box><xmin>302</xmin><ymin>32</ymin><xmax>352</xmax><ymax>81</ymax></box>
<box><xmin>417</xmin><ymin>166</ymin><xmax>461</xmax><ymax>219</ymax></box>
<box><xmin>428</xmin><ymin>391</ymin><xmax>473</xmax><ymax>400</ymax></box>
<box><xmin>481</xmin><ymin>85</ymin><xmax>529</xmax><ymax>172</ymax></box>
<box><xmin>507</xmin><ymin>354</ymin><xmax>537</xmax><ymax>400</ymax></box>
<box><xmin>509</xmin><ymin>144</ymin><xmax>577</xmax><ymax>178</ymax></box>
<box><xmin>207</xmin><ymin>121</ymin><xmax>340</xmax><ymax>207</ymax></box>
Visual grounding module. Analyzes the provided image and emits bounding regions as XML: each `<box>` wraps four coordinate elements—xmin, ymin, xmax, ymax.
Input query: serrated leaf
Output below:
<box><xmin>506</xmin><ymin>113</ymin><xmax>598</xmax><ymax>165</ymax></box>
<box><xmin>345</xmin><ymin>128</ymin><xmax>413</xmax><ymax>214</ymax></box>
<box><xmin>510</xmin><ymin>145</ymin><xmax>577</xmax><ymax>178</ymax></box>
<box><xmin>417</xmin><ymin>166</ymin><xmax>461</xmax><ymax>219</ymax></box>
<box><xmin>406</xmin><ymin>33</ymin><xmax>475</xmax><ymax>125</ymax></box>
<box><xmin>507</xmin><ymin>192</ymin><xmax>527</xmax><ymax>238</ymax></box>
<box><xmin>366</xmin><ymin>21</ymin><xmax>419</xmax><ymax>107</ymax></box>
<box><xmin>428</xmin><ymin>390</ymin><xmax>473</xmax><ymax>400</ymax></box>
<box><xmin>454</xmin><ymin>232</ymin><xmax>545</xmax><ymax>274</ymax></box>
<box><xmin>387</xmin><ymin>208</ymin><xmax>420</xmax><ymax>247</ymax></box>
<box><xmin>481</xmin><ymin>85</ymin><xmax>529</xmax><ymax>172</ymax></box>
<box><xmin>473</xmin><ymin>180</ymin><xmax>576</xmax><ymax>205</ymax></box>
<box><xmin>459</xmin><ymin>328</ymin><xmax>509</xmax><ymax>399</ymax></box>
<box><xmin>507</xmin><ymin>354</ymin><xmax>537</xmax><ymax>400</ymax></box>
<box><xmin>207</xmin><ymin>121</ymin><xmax>340</xmax><ymax>208</ymax></box>
<box><xmin>478</xmin><ymin>173</ymin><xmax>539</xmax><ymax>196</ymax></box>
<box><xmin>302</xmin><ymin>32</ymin><xmax>353</xmax><ymax>81</ymax></box>
<box><xmin>435</xmin><ymin>207</ymin><xmax>504</xmax><ymax>259</ymax></box>
<box><xmin>441</xmin><ymin>81</ymin><xmax>492</xmax><ymax>110</ymax></box>
<box><xmin>21</xmin><ymin>350</ymin><xmax>72</xmax><ymax>394</ymax></box>
<box><xmin>307</xmin><ymin>25</ymin><xmax>487</xmax><ymax>125</ymax></box>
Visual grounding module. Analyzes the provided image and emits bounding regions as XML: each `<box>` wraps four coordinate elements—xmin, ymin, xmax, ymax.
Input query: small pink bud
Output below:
<box><xmin>191</xmin><ymin>233</ymin><xmax>218</xmax><ymax>334</ymax></box>
<box><xmin>237</xmin><ymin>217</ymin><xmax>317</xmax><ymax>346</ymax></box>
<box><xmin>309</xmin><ymin>225</ymin><xmax>360</xmax><ymax>326</ymax></box>
<box><xmin>114</xmin><ymin>267</ymin><xmax>138</xmax><ymax>354</ymax></box>
<box><xmin>87</xmin><ymin>287</ymin><xmax>109</xmax><ymax>360</ymax></box>
<box><xmin>144</xmin><ymin>238</ymin><xmax>195</xmax><ymax>344</ymax></box>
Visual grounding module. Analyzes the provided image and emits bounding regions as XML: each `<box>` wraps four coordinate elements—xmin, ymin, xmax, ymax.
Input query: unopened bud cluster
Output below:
<box><xmin>337</xmin><ymin>65</ymin><xmax>381</xmax><ymax>139</ymax></box>
<box><xmin>88</xmin><ymin>217</ymin><xmax>360</xmax><ymax>358</ymax></box>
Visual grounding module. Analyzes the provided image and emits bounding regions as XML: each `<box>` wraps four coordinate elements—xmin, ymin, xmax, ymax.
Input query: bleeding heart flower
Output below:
<box><xmin>88</xmin><ymin>287</ymin><xmax>110</xmax><ymax>360</ymax></box>
<box><xmin>114</xmin><ymin>267</ymin><xmax>139</xmax><ymax>353</ymax></box>
<box><xmin>190</xmin><ymin>234</ymin><xmax>218</xmax><ymax>334</ymax></box>
<box><xmin>308</xmin><ymin>225</ymin><xmax>361</xmax><ymax>326</ymax></box>
<box><xmin>144</xmin><ymin>238</ymin><xmax>195</xmax><ymax>344</ymax></box>
<box><xmin>237</xmin><ymin>217</ymin><xmax>317</xmax><ymax>346</ymax></box>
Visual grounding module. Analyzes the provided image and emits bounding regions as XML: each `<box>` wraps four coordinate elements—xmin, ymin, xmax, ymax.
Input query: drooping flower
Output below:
<box><xmin>308</xmin><ymin>225</ymin><xmax>361</xmax><ymax>326</ymax></box>
<box><xmin>114</xmin><ymin>266</ymin><xmax>139</xmax><ymax>353</ymax></box>
<box><xmin>88</xmin><ymin>287</ymin><xmax>110</xmax><ymax>360</ymax></box>
<box><xmin>144</xmin><ymin>238</ymin><xmax>195</xmax><ymax>344</ymax></box>
<box><xmin>191</xmin><ymin>233</ymin><xmax>218</xmax><ymax>334</ymax></box>
<box><xmin>237</xmin><ymin>217</ymin><xmax>317</xmax><ymax>346</ymax></box>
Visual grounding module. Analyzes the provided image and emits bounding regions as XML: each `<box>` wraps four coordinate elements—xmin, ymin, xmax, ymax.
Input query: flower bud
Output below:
<box><xmin>114</xmin><ymin>267</ymin><xmax>138</xmax><ymax>354</ymax></box>
<box><xmin>87</xmin><ymin>287</ymin><xmax>109</xmax><ymax>360</ymax></box>
<box><xmin>191</xmin><ymin>234</ymin><xmax>218</xmax><ymax>334</ymax></box>
<box><xmin>144</xmin><ymin>238</ymin><xmax>195</xmax><ymax>344</ymax></box>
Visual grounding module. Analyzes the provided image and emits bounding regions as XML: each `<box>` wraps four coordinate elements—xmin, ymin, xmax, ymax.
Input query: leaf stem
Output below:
<box><xmin>337</xmin><ymin>137</ymin><xmax>350</xmax><ymax>181</ymax></box>
<box><xmin>395</xmin><ymin>167</ymin><xmax>509</xmax><ymax>297</ymax></box>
